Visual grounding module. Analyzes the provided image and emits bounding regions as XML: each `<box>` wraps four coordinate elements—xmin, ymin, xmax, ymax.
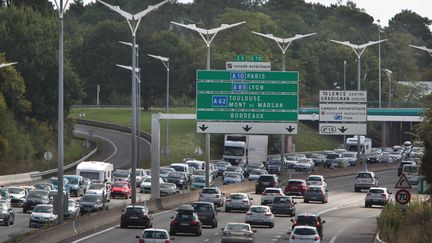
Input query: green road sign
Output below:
<box><xmin>235</xmin><ymin>55</ymin><xmax>246</xmax><ymax>61</ymax></box>
<box><xmin>197</xmin><ymin>82</ymin><xmax>298</xmax><ymax>93</ymax></box>
<box><xmin>197</xmin><ymin>93</ymin><xmax>298</xmax><ymax>110</ymax></box>
<box><xmin>197</xmin><ymin>110</ymin><xmax>298</xmax><ymax>122</ymax></box>
<box><xmin>250</xmin><ymin>55</ymin><xmax>262</xmax><ymax>62</ymax></box>
<box><xmin>197</xmin><ymin>70</ymin><xmax>299</xmax><ymax>82</ymax></box>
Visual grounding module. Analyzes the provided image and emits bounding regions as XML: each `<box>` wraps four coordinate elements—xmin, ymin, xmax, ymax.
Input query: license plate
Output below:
<box><xmin>310</xmin><ymin>197</ymin><xmax>317</xmax><ymax>200</ymax></box>
<box><xmin>180</xmin><ymin>223</ymin><xmax>189</xmax><ymax>226</ymax></box>
<box><xmin>130</xmin><ymin>216</ymin><xmax>138</xmax><ymax>219</ymax></box>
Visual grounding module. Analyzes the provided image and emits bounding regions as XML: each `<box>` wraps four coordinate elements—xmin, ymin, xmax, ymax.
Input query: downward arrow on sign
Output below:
<box><xmin>286</xmin><ymin>126</ymin><xmax>295</xmax><ymax>133</ymax></box>
<box><xmin>199</xmin><ymin>124</ymin><xmax>208</xmax><ymax>131</ymax></box>
<box><xmin>243</xmin><ymin>125</ymin><xmax>252</xmax><ymax>132</ymax></box>
<box><xmin>338</xmin><ymin>126</ymin><xmax>348</xmax><ymax>133</ymax></box>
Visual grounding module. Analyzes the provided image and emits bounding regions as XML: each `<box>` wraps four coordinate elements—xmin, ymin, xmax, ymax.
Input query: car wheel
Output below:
<box><xmin>213</xmin><ymin>222</ymin><xmax>218</xmax><ymax>228</ymax></box>
<box><xmin>225</xmin><ymin>207</ymin><xmax>230</xmax><ymax>212</ymax></box>
<box><xmin>269</xmin><ymin>223</ymin><xmax>274</xmax><ymax>228</ymax></box>
<box><xmin>120</xmin><ymin>224</ymin><xmax>126</xmax><ymax>228</ymax></box>
<box><xmin>304</xmin><ymin>200</ymin><xmax>309</xmax><ymax>203</ymax></box>
<box><xmin>170</xmin><ymin>230</ymin><xmax>175</xmax><ymax>236</ymax></box>
<box><xmin>365</xmin><ymin>203</ymin><xmax>369</xmax><ymax>208</ymax></box>
<box><xmin>354</xmin><ymin>187</ymin><xmax>360</xmax><ymax>192</ymax></box>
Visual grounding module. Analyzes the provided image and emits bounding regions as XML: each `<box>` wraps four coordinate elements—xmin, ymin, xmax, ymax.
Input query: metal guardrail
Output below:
<box><xmin>29</xmin><ymin>146</ymin><xmax>98</xmax><ymax>178</ymax></box>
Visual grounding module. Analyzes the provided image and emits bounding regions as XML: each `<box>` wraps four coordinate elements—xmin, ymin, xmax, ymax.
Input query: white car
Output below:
<box><xmin>136</xmin><ymin>228</ymin><xmax>172</xmax><ymax>243</ymax></box>
<box><xmin>140</xmin><ymin>176</ymin><xmax>164</xmax><ymax>193</ymax></box>
<box><xmin>307</xmin><ymin>175</ymin><xmax>327</xmax><ymax>189</ymax></box>
<box><xmin>7</xmin><ymin>187</ymin><xmax>27</xmax><ymax>207</ymax></box>
<box><xmin>245</xmin><ymin>205</ymin><xmax>275</xmax><ymax>228</ymax></box>
<box><xmin>65</xmin><ymin>199</ymin><xmax>80</xmax><ymax>219</ymax></box>
<box><xmin>221</xmin><ymin>223</ymin><xmax>255</xmax><ymax>243</ymax></box>
<box><xmin>198</xmin><ymin>187</ymin><xmax>224</xmax><ymax>207</ymax></box>
<box><xmin>86</xmin><ymin>183</ymin><xmax>110</xmax><ymax>202</ymax></box>
<box><xmin>225</xmin><ymin>193</ymin><xmax>252</xmax><ymax>212</ymax></box>
<box><xmin>29</xmin><ymin>204</ymin><xmax>58</xmax><ymax>228</ymax></box>
<box><xmin>289</xmin><ymin>225</ymin><xmax>321</xmax><ymax>243</ymax></box>
<box><xmin>365</xmin><ymin>187</ymin><xmax>391</xmax><ymax>208</ymax></box>
<box><xmin>261</xmin><ymin>188</ymin><xmax>284</xmax><ymax>205</ymax></box>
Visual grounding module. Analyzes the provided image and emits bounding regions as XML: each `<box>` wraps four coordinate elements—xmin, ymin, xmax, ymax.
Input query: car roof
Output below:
<box><xmin>288</xmin><ymin>179</ymin><xmax>306</xmax><ymax>182</ymax></box>
<box><xmin>192</xmin><ymin>201</ymin><xmax>214</xmax><ymax>206</ymax></box>
<box><xmin>177</xmin><ymin>204</ymin><xmax>194</xmax><ymax>212</ymax></box>
<box><xmin>264</xmin><ymin>187</ymin><xmax>282</xmax><ymax>191</ymax></box>
<box><xmin>125</xmin><ymin>205</ymin><xmax>147</xmax><ymax>209</ymax></box>
<box><xmin>298</xmin><ymin>212</ymin><xmax>319</xmax><ymax>217</ymax></box>
<box><xmin>369</xmin><ymin>187</ymin><xmax>387</xmax><ymax>191</ymax></box>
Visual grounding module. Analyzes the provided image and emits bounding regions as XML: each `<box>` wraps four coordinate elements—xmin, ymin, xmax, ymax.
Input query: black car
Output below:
<box><xmin>78</xmin><ymin>194</ymin><xmax>105</xmax><ymax>215</ymax></box>
<box><xmin>270</xmin><ymin>196</ymin><xmax>296</xmax><ymax>216</ymax></box>
<box><xmin>166</xmin><ymin>171</ymin><xmax>190</xmax><ymax>190</ymax></box>
<box><xmin>0</xmin><ymin>200</ymin><xmax>15</xmax><ymax>226</ymax></box>
<box><xmin>191</xmin><ymin>201</ymin><xmax>218</xmax><ymax>228</ymax></box>
<box><xmin>170</xmin><ymin>205</ymin><xmax>202</xmax><ymax>236</ymax></box>
<box><xmin>120</xmin><ymin>205</ymin><xmax>153</xmax><ymax>228</ymax></box>
<box><xmin>291</xmin><ymin>213</ymin><xmax>326</xmax><ymax>239</ymax></box>
<box><xmin>255</xmin><ymin>174</ymin><xmax>280</xmax><ymax>194</ymax></box>
<box><xmin>22</xmin><ymin>190</ymin><xmax>51</xmax><ymax>213</ymax></box>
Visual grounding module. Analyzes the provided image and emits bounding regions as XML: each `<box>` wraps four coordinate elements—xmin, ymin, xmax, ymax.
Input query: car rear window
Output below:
<box><xmin>259</xmin><ymin>176</ymin><xmax>275</xmax><ymax>182</ymax></box>
<box><xmin>369</xmin><ymin>189</ymin><xmax>384</xmax><ymax>193</ymax></box>
<box><xmin>308</xmin><ymin>187</ymin><xmax>322</xmax><ymax>192</ymax></box>
<box><xmin>357</xmin><ymin>173</ymin><xmax>372</xmax><ymax>178</ymax></box>
<box><xmin>142</xmin><ymin>230</ymin><xmax>167</xmax><ymax>239</ymax></box>
<box><xmin>297</xmin><ymin>215</ymin><xmax>318</xmax><ymax>225</ymax></box>
<box><xmin>308</xmin><ymin>176</ymin><xmax>322</xmax><ymax>181</ymax></box>
<box><xmin>273</xmin><ymin>197</ymin><xmax>291</xmax><ymax>204</ymax></box>
<box><xmin>230</xmin><ymin>194</ymin><xmax>246</xmax><ymax>200</ymax></box>
<box><xmin>202</xmin><ymin>188</ymin><xmax>218</xmax><ymax>194</ymax></box>
<box><xmin>264</xmin><ymin>189</ymin><xmax>281</xmax><ymax>193</ymax></box>
<box><xmin>126</xmin><ymin>207</ymin><xmax>144</xmax><ymax>214</ymax></box>
<box><xmin>288</xmin><ymin>180</ymin><xmax>304</xmax><ymax>185</ymax></box>
<box><xmin>175</xmin><ymin>214</ymin><xmax>194</xmax><ymax>221</ymax></box>
<box><xmin>192</xmin><ymin>203</ymin><xmax>213</xmax><ymax>212</ymax></box>
<box><xmin>251</xmin><ymin>207</ymin><xmax>268</xmax><ymax>213</ymax></box>
<box><xmin>293</xmin><ymin>227</ymin><xmax>317</xmax><ymax>235</ymax></box>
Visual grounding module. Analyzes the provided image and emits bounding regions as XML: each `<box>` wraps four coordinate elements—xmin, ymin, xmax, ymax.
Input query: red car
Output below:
<box><xmin>110</xmin><ymin>181</ymin><xmax>131</xmax><ymax>199</ymax></box>
<box><xmin>284</xmin><ymin>179</ymin><xmax>308</xmax><ymax>197</ymax></box>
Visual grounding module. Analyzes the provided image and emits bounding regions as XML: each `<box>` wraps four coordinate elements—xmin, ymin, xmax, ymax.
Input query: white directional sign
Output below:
<box><xmin>320</xmin><ymin>90</ymin><xmax>367</xmax><ymax>103</ymax></box>
<box><xmin>319</xmin><ymin>123</ymin><xmax>367</xmax><ymax>135</ymax></box>
<box><xmin>197</xmin><ymin>122</ymin><xmax>297</xmax><ymax>134</ymax></box>
<box><xmin>319</xmin><ymin>103</ymin><xmax>367</xmax><ymax>122</ymax></box>
<box><xmin>226</xmin><ymin>61</ymin><xmax>271</xmax><ymax>71</ymax></box>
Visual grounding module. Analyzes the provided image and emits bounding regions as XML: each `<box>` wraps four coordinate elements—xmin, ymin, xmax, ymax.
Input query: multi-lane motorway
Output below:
<box><xmin>0</xmin><ymin>124</ymin><xmax>152</xmax><ymax>242</ymax></box>
<box><xmin>73</xmin><ymin>169</ymin><xmax>400</xmax><ymax>243</ymax></box>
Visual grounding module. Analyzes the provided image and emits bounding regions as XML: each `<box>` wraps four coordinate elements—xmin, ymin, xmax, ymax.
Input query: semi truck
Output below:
<box><xmin>222</xmin><ymin>135</ymin><xmax>268</xmax><ymax>166</ymax></box>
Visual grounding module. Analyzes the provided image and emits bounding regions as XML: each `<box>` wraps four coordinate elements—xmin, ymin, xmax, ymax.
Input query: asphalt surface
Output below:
<box><xmin>0</xmin><ymin>124</ymin><xmax>152</xmax><ymax>242</ymax></box>
<box><xmin>73</xmin><ymin>169</ymin><xmax>404</xmax><ymax>243</ymax></box>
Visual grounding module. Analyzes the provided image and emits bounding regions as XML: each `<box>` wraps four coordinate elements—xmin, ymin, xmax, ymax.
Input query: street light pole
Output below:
<box><xmin>171</xmin><ymin>20</ymin><xmax>246</xmax><ymax>188</ymax></box>
<box><xmin>330</xmin><ymin>39</ymin><xmax>387</xmax><ymax>172</ymax></box>
<box><xmin>147</xmin><ymin>54</ymin><xmax>170</xmax><ymax>159</ymax></box>
<box><xmin>0</xmin><ymin>62</ymin><xmax>18</xmax><ymax>69</ymax></box>
<box><xmin>251</xmin><ymin>31</ymin><xmax>316</xmax><ymax>176</ymax></box>
<box><xmin>378</xmin><ymin>20</ymin><xmax>382</xmax><ymax>108</ymax></box>
<box><xmin>384</xmin><ymin>69</ymin><xmax>393</xmax><ymax>107</ymax></box>
<box><xmin>97</xmin><ymin>0</ymin><xmax>168</xmax><ymax>204</ymax></box>
<box><xmin>409</xmin><ymin>44</ymin><xmax>432</xmax><ymax>58</ymax></box>
<box><xmin>53</xmin><ymin>0</ymin><xmax>68</xmax><ymax>225</ymax></box>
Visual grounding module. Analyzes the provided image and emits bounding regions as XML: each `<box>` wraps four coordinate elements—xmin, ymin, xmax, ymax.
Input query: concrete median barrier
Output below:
<box><xmin>0</xmin><ymin>172</ymin><xmax>39</xmax><ymax>186</ymax></box>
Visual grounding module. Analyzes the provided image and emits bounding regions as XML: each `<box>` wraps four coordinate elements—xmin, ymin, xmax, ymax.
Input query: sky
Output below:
<box><xmin>78</xmin><ymin>0</ymin><xmax>432</xmax><ymax>27</ymax></box>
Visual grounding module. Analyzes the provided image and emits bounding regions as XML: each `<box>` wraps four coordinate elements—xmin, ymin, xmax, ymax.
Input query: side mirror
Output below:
<box><xmin>293</xmin><ymin>202</ymin><xmax>297</xmax><ymax>205</ymax></box>
<box><xmin>252</xmin><ymin>230</ymin><xmax>257</xmax><ymax>233</ymax></box>
<box><xmin>222</xmin><ymin>193</ymin><xmax>225</xmax><ymax>196</ymax></box>
<box><xmin>249</xmin><ymin>198</ymin><xmax>253</xmax><ymax>201</ymax></box>
<box><xmin>287</xmin><ymin>231</ymin><xmax>291</xmax><ymax>235</ymax></box>
<box><xmin>221</xmin><ymin>228</ymin><xmax>224</xmax><ymax>231</ymax></box>
<box><xmin>171</xmin><ymin>216</ymin><xmax>174</xmax><ymax>219</ymax></box>
<box><xmin>290</xmin><ymin>219</ymin><xmax>294</xmax><ymax>222</ymax></box>
<box><xmin>322</xmin><ymin>220</ymin><xmax>326</xmax><ymax>224</ymax></box>
<box><xmin>135</xmin><ymin>236</ymin><xmax>140</xmax><ymax>239</ymax></box>
<box><xmin>170</xmin><ymin>237</ymin><xmax>175</xmax><ymax>240</ymax></box>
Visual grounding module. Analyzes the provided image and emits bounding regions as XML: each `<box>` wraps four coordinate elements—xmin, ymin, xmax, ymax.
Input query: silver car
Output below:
<box><xmin>225</xmin><ymin>193</ymin><xmax>252</xmax><ymax>212</ymax></box>
<box><xmin>245</xmin><ymin>205</ymin><xmax>275</xmax><ymax>228</ymax></box>
<box><xmin>65</xmin><ymin>199</ymin><xmax>80</xmax><ymax>219</ymax></box>
<box><xmin>198</xmin><ymin>187</ymin><xmax>225</xmax><ymax>207</ymax></box>
<box><xmin>221</xmin><ymin>223</ymin><xmax>256</xmax><ymax>243</ymax></box>
<box><xmin>136</xmin><ymin>228</ymin><xmax>172</xmax><ymax>243</ymax></box>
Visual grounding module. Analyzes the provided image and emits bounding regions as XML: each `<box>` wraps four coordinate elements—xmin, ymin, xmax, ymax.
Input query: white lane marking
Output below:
<box><xmin>328</xmin><ymin>217</ymin><xmax>366</xmax><ymax>243</ymax></box>
<box><xmin>214</xmin><ymin>232</ymin><xmax>219</xmax><ymax>235</ymax></box>
<box><xmin>274</xmin><ymin>235</ymin><xmax>282</xmax><ymax>238</ymax></box>
<box><xmin>204</xmin><ymin>239</ymin><xmax>209</xmax><ymax>242</ymax></box>
<box><xmin>71</xmin><ymin>209</ymin><xmax>174</xmax><ymax>243</ymax></box>
<box><xmin>74</xmin><ymin>131</ymin><xmax>117</xmax><ymax>162</ymax></box>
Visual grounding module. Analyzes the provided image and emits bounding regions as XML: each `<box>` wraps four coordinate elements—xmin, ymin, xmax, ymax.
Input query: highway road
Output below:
<box><xmin>73</xmin><ymin>169</ymin><xmax>402</xmax><ymax>243</ymax></box>
<box><xmin>0</xmin><ymin>124</ymin><xmax>152</xmax><ymax>242</ymax></box>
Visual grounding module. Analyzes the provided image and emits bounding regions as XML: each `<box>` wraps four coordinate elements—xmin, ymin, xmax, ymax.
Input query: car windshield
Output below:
<box><xmin>293</xmin><ymin>227</ymin><xmax>317</xmax><ymax>235</ymax></box>
<box><xmin>68</xmin><ymin>200</ymin><xmax>75</xmax><ymax>206</ymax></box>
<box><xmin>81</xmin><ymin>195</ymin><xmax>100</xmax><ymax>203</ymax></box>
<box><xmin>114</xmin><ymin>170</ymin><xmax>129</xmax><ymax>177</ymax></box>
<box><xmin>224</xmin><ymin>146</ymin><xmax>244</xmax><ymax>156</ymax></box>
<box><xmin>34</xmin><ymin>184</ymin><xmax>51</xmax><ymax>190</ymax></box>
<box><xmin>160</xmin><ymin>168</ymin><xmax>172</xmax><ymax>174</ymax></box>
<box><xmin>226</xmin><ymin>224</ymin><xmax>250</xmax><ymax>231</ymax></box>
<box><xmin>247</xmin><ymin>165</ymin><xmax>260</xmax><ymax>169</ymax></box>
<box><xmin>369</xmin><ymin>189</ymin><xmax>385</xmax><ymax>193</ymax></box>
<box><xmin>89</xmin><ymin>184</ymin><xmax>104</xmax><ymax>190</ymax></box>
<box><xmin>170</xmin><ymin>166</ymin><xmax>186</xmax><ymax>172</ymax></box>
<box><xmin>192</xmin><ymin>203</ymin><xmax>212</xmax><ymax>212</ymax></box>
<box><xmin>230</xmin><ymin>194</ymin><xmax>246</xmax><ymax>200</ymax></box>
<box><xmin>169</xmin><ymin>172</ymin><xmax>184</xmax><ymax>178</ymax></box>
<box><xmin>202</xmin><ymin>188</ymin><xmax>218</xmax><ymax>194</ymax></box>
<box><xmin>250</xmin><ymin>170</ymin><xmax>264</xmax><ymax>175</ymax></box>
<box><xmin>308</xmin><ymin>187</ymin><xmax>322</xmax><ymax>192</ymax></box>
<box><xmin>112</xmin><ymin>183</ymin><xmax>128</xmax><ymax>188</ymax></box>
<box><xmin>273</xmin><ymin>197</ymin><xmax>291</xmax><ymax>204</ymax></box>
<box><xmin>33</xmin><ymin>205</ymin><xmax>53</xmax><ymax>213</ymax></box>
<box><xmin>357</xmin><ymin>173</ymin><xmax>372</xmax><ymax>178</ymax></box>
<box><xmin>8</xmin><ymin>188</ymin><xmax>24</xmax><ymax>194</ymax></box>
<box><xmin>126</xmin><ymin>207</ymin><xmax>145</xmax><ymax>214</ymax></box>
<box><xmin>193</xmin><ymin>177</ymin><xmax>205</xmax><ymax>183</ymax></box>
<box><xmin>28</xmin><ymin>190</ymin><xmax>48</xmax><ymax>199</ymax></box>
<box><xmin>269</xmin><ymin>161</ymin><xmax>281</xmax><ymax>166</ymax></box>
<box><xmin>298</xmin><ymin>160</ymin><xmax>310</xmax><ymax>164</ymax></box>
<box><xmin>311</xmin><ymin>154</ymin><xmax>322</xmax><ymax>158</ymax></box>
<box><xmin>343</xmin><ymin>153</ymin><xmax>355</xmax><ymax>158</ymax></box>
<box><xmin>186</xmin><ymin>163</ymin><xmax>200</xmax><ymax>170</ymax></box>
<box><xmin>264</xmin><ymin>189</ymin><xmax>281</xmax><ymax>194</ymax></box>
<box><xmin>225</xmin><ymin>173</ymin><xmax>240</xmax><ymax>179</ymax></box>
<box><xmin>175</xmin><ymin>213</ymin><xmax>194</xmax><ymax>221</ymax></box>
<box><xmin>326</xmin><ymin>154</ymin><xmax>339</xmax><ymax>159</ymax></box>
<box><xmin>251</xmin><ymin>206</ymin><xmax>268</xmax><ymax>213</ymax></box>
<box><xmin>216</xmin><ymin>162</ymin><xmax>230</xmax><ymax>167</ymax></box>
<box><xmin>194</xmin><ymin>170</ymin><xmax>205</xmax><ymax>176</ymax></box>
<box><xmin>143</xmin><ymin>177</ymin><xmax>152</xmax><ymax>182</ymax></box>
<box><xmin>142</xmin><ymin>230</ymin><xmax>168</xmax><ymax>239</ymax></box>
<box><xmin>297</xmin><ymin>216</ymin><xmax>318</xmax><ymax>225</ymax></box>
<box><xmin>160</xmin><ymin>184</ymin><xmax>174</xmax><ymax>189</ymax></box>
<box><xmin>65</xmin><ymin>177</ymin><xmax>79</xmax><ymax>184</ymax></box>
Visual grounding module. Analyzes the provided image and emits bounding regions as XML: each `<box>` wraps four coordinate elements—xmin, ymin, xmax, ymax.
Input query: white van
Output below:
<box><xmin>403</xmin><ymin>163</ymin><xmax>420</xmax><ymax>185</ymax></box>
<box><xmin>185</xmin><ymin>159</ymin><xmax>205</xmax><ymax>171</ymax></box>
<box><xmin>76</xmin><ymin>161</ymin><xmax>114</xmax><ymax>183</ymax></box>
<box><xmin>170</xmin><ymin>163</ymin><xmax>193</xmax><ymax>179</ymax></box>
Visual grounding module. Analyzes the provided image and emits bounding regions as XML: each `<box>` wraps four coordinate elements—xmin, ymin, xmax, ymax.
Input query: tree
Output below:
<box><xmin>418</xmin><ymin>94</ymin><xmax>432</xmax><ymax>196</ymax></box>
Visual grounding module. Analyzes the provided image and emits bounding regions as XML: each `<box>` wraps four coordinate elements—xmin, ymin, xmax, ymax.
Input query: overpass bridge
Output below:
<box><xmin>298</xmin><ymin>107</ymin><xmax>424</xmax><ymax>146</ymax></box>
